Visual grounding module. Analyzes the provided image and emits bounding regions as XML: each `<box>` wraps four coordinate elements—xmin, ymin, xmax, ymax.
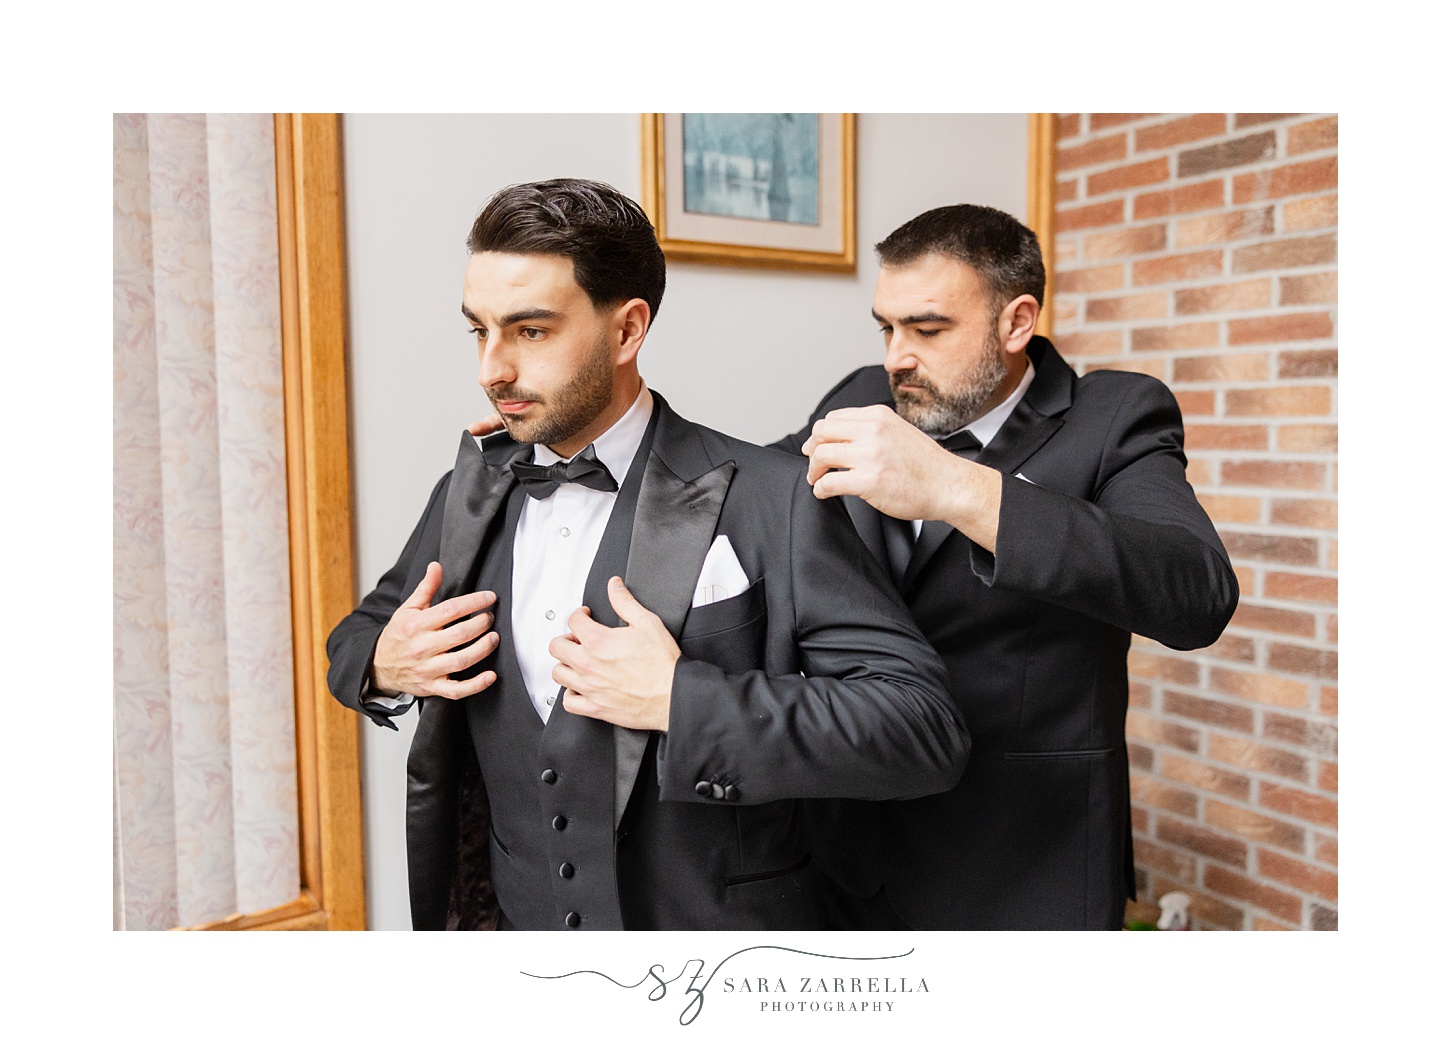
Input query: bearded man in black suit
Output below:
<box><xmin>326</xmin><ymin>179</ymin><xmax>968</xmax><ymax>931</ymax></box>
<box><xmin>779</xmin><ymin>204</ymin><xmax>1238</xmax><ymax>930</ymax></box>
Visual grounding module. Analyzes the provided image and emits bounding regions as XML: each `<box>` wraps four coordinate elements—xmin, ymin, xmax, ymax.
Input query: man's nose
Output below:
<box><xmin>477</xmin><ymin>340</ymin><xmax>515</xmax><ymax>388</ymax></box>
<box><xmin>884</xmin><ymin>331</ymin><xmax>917</xmax><ymax>374</ymax></box>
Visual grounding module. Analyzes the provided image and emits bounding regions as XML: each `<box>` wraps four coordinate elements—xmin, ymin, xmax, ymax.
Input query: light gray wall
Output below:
<box><xmin>341</xmin><ymin>113</ymin><xmax>1027</xmax><ymax>929</ymax></box>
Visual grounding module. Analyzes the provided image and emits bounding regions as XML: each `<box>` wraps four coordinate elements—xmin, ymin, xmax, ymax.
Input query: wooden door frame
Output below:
<box><xmin>187</xmin><ymin>113</ymin><xmax>364</xmax><ymax>931</ymax></box>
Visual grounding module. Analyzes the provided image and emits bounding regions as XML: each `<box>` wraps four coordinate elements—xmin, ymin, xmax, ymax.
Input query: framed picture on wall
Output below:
<box><xmin>640</xmin><ymin>113</ymin><xmax>856</xmax><ymax>273</ymax></box>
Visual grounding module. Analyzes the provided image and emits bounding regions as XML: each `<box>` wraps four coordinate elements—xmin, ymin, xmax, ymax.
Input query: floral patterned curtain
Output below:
<box><xmin>113</xmin><ymin>114</ymin><xmax>299</xmax><ymax>929</ymax></box>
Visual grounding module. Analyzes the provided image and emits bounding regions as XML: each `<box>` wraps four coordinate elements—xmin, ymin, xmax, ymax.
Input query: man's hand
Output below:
<box><xmin>468</xmin><ymin>415</ymin><xmax>506</xmax><ymax>438</ymax></box>
<box><xmin>372</xmin><ymin>561</ymin><xmax>501</xmax><ymax>699</ymax></box>
<box><xmin>548</xmin><ymin>577</ymin><xmax>681</xmax><ymax>732</ymax></box>
<box><xmin>802</xmin><ymin>404</ymin><xmax>1004</xmax><ymax>552</ymax></box>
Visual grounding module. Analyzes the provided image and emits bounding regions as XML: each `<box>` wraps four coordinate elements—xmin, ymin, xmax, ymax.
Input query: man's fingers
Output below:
<box><xmin>467</xmin><ymin>414</ymin><xmax>506</xmax><ymax>437</ymax></box>
<box><xmin>419</xmin><ymin>589</ymin><xmax>497</xmax><ymax>630</ymax></box>
<box><xmin>565</xmin><ymin>604</ymin><xmax>609</xmax><ymax>644</ymax></box>
<box><xmin>551</xmin><ymin>662</ymin><xmax>587</xmax><ymax>694</ymax></box>
<box><xmin>606</xmin><ymin>576</ymin><xmax>657</xmax><ymax>629</ymax></box>
<box><xmin>438</xmin><ymin>627</ymin><xmax>500</xmax><ymax>675</ymax></box>
<box><xmin>549</xmin><ymin>633</ymin><xmax>590</xmax><ymax>670</ymax></box>
<box><xmin>402</xmin><ymin>561</ymin><xmax>444</xmax><ymax>610</ymax></box>
<box><xmin>805</xmin><ymin>443</ymin><xmax>861</xmax><ymax>485</ymax></box>
<box><xmin>433</xmin><ymin>669</ymin><xmax>498</xmax><ymax>700</ymax></box>
<box><xmin>809</xmin><ymin>469</ymin><xmax>864</xmax><ymax>502</ymax></box>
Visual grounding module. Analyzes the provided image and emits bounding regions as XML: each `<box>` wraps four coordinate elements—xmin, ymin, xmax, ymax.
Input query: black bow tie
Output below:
<box><xmin>510</xmin><ymin>443</ymin><xmax>619</xmax><ymax>500</ymax></box>
<box><xmin>937</xmin><ymin>429</ymin><xmax>983</xmax><ymax>457</ymax></box>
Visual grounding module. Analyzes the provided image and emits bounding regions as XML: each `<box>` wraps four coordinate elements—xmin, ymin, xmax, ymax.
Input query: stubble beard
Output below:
<box><xmin>891</xmin><ymin>331</ymin><xmax>1010</xmax><ymax>436</ymax></box>
<box><xmin>489</xmin><ymin>333</ymin><xmax>616</xmax><ymax>448</ymax></box>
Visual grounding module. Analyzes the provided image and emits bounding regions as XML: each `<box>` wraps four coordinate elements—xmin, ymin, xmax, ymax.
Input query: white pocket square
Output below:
<box><xmin>692</xmin><ymin>534</ymin><xmax>750</xmax><ymax>607</ymax></box>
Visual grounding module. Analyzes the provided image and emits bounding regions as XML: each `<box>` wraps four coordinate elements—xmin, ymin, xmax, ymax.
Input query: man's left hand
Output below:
<box><xmin>548</xmin><ymin>576</ymin><xmax>681</xmax><ymax>732</ymax></box>
<box><xmin>803</xmin><ymin>404</ymin><xmax>1003</xmax><ymax>552</ymax></box>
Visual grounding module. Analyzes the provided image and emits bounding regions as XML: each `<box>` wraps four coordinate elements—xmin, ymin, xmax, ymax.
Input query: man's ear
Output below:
<box><xmin>998</xmin><ymin>294</ymin><xmax>1039</xmax><ymax>355</ymax></box>
<box><xmin>611</xmin><ymin>298</ymin><xmax>651</xmax><ymax>364</ymax></box>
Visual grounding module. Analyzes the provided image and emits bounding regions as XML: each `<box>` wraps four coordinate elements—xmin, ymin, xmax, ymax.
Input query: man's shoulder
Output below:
<box><xmin>676</xmin><ymin>415</ymin><xmax>810</xmax><ymax>483</ymax></box>
<box><xmin>1069</xmin><ymin>365</ymin><xmax>1178</xmax><ymax>419</ymax></box>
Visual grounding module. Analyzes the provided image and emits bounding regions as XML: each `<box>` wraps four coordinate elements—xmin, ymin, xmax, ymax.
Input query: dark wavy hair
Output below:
<box><xmin>875</xmin><ymin>203</ymin><xmax>1045</xmax><ymax>312</ymax></box>
<box><xmin>467</xmin><ymin>178</ymin><xmax>666</xmax><ymax>327</ymax></box>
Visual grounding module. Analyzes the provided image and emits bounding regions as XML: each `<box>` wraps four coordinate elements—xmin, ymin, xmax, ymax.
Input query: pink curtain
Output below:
<box><xmin>113</xmin><ymin>114</ymin><xmax>299</xmax><ymax>930</ymax></box>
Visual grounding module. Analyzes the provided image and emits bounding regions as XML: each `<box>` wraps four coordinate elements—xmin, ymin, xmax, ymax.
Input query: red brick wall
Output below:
<box><xmin>1053</xmin><ymin>114</ymin><xmax>1338</xmax><ymax>930</ymax></box>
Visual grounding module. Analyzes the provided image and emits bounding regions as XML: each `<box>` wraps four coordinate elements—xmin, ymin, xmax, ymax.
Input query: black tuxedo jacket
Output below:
<box><xmin>327</xmin><ymin>392</ymin><xmax>969</xmax><ymax>930</ymax></box>
<box><xmin>776</xmin><ymin>337</ymin><xmax>1238</xmax><ymax>929</ymax></box>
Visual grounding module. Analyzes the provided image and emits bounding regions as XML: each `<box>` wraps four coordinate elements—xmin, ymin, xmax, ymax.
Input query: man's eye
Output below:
<box><xmin>467</xmin><ymin>327</ymin><xmax>484</xmax><ymax>338</ymax></box>
<box><xmin>878</xmin><ymin>326</ymin><xmax>892</xmax><ymax>337</ymax></box>
<box><xmin>917</xmin><ymin>329</ymin><xmax>942</xmax><ymax>338</ymax></box>
<box><xmin>521</xmin><ymin>328</ymin><xmax>546</xmax><ymax>341</ymax></box>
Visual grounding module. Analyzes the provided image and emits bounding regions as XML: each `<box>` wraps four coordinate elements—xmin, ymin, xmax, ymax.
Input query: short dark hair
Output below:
<box><xmin>875</xmin><ymin>204</ymin><xmax>1045</xmax><ymax>312</ymax></box>
<box><xmin>467</xmin><ymin>178</ymin><xmax>666</xmax><ymax>327</ymax></box>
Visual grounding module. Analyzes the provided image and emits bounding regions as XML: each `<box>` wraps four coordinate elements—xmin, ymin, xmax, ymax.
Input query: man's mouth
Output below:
<box><xmin>494</xmin><ymin>399</ymin><xmax>536</xmax><ymax>415</ymax></box>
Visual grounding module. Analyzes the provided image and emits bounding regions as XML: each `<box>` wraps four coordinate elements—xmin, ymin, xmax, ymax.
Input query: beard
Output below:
<box><xmin>488</xmin><ymin>333</ymin><xmax>615</xmax><ymax>447</ymax></box>
<box><xmin>891</xmin><ymin>331</ymin><xmax>1010</xmax><ymax>436</ymax></box>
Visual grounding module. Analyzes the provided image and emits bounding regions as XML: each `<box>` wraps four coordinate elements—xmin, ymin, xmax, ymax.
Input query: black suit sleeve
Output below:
<box><xmin>658</xmin><ymin>474</ymin><xmax>969</xmax><ymax>804</ymax></box>
<box><xmin>326</xmin><ymin>472</ymin><xmax>452</xmax><ymax>729</ymax></box>
<box><xmin>974</xmin><ymin>379</ymin><xmax>1238</xmax><ymax>650</ymax></box>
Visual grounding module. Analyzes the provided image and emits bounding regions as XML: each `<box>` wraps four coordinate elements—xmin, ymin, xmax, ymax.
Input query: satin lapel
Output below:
<box><xmin>612</xmin><ymin>398</ymin><xmax>736</xmax><ymax>827</ymax></box>
<box><xmin>438</xmin><ymin>431</ymin><xmax>529</xmax><ymax>602</ymax></box>
<box><xmin>900</xmin><ymin>340</ymin><xmax>1074</xmax><ymax>589</ymax></box>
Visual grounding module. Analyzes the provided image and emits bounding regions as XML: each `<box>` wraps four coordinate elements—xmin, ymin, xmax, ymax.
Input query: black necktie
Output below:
<box><xmin>510</xmin><ymin>443</ymin><xmax>619</xmax><ymax>500</ymax></box>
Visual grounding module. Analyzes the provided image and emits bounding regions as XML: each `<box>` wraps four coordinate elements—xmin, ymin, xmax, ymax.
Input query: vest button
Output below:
<box><xmin>559</xmin><ymin>862</ymin><xmax>575</xmax><ymax>879</ymax></box>
<box><xmin>723</xmin><ymin>784</ymin><xmax>739</xmax><ymax>802</ymax></box>
<box><xmin>540</xmin><ymin>769</ymin><xmax>557</xmax><ymax>784</ymax></box>
<box><xmin>564</xmin><ymin>911</ymin><xmax>581</xmax><ymax>928</ymax></box>
<box><xmin>553</xmin><ymin>815</ymin><xmax>568</xmax><ymax>831</ymax></box>
<box><xmin>711</xmin><ymin>783</ymin><xmax>725</xmax><ymax>800</ymax></box>
<box><xmin>695</xmin><ymin>781</ymin><xmax>712</xmax><ymax>796</ymax></box>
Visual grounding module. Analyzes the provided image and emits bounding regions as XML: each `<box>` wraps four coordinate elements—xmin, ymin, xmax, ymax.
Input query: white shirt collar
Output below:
<box><xmin>946</xmin><ymin>359</ymin><xmax>1036</xmax><ymax>450</ymax></box>
<box><xmin>532</xmin><ymin>379</ymin><xmax>653</xmax><ymax>481</ymax></box>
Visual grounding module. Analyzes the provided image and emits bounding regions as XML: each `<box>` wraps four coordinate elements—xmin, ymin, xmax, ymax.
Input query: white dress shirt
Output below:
<box><xmin>512</xmin><ymin>382</ymin><xmax>653</xmax><ymax>721</ymax></box>
<box><xmin>912</xmin><ymin>359</ymin><xmax>1036</xmax><ymax>539</ymax></box>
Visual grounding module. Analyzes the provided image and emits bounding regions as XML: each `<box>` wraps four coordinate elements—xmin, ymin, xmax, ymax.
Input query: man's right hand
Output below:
<box><xmin>371</xmin><ymin>561</ymin><xmax>501</xmax><ymax>699</ymax></box>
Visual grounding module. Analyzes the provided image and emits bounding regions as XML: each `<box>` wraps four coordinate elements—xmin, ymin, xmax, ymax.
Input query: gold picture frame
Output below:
<box><xmin>640</xmin><ymin>113</ymin><xmax>856</xmax><ymax>273</ymax></box>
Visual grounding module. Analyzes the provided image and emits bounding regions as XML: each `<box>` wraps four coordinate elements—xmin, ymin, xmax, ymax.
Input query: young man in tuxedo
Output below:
<box><xmin>325</xmin><ymin>179</ymin><xmax>969</xmax><ymax>931</ymax></box>
<box><xmin>779</xmin><ymin>204</ymin><xmax>1239</xmax><ymax>930</ymax></box>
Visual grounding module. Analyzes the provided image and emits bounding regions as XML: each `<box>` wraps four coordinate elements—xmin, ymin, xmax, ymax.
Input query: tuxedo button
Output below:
<box><xmin>711</xmin><ymin>783</ymin><xmax>725</xmax><ymax>800</ymax></box>
<box><xmin>695</xmin><ymin>781</ymin><xmax>712</xmax><ymax>796</ymax></box>
<box><xmin>564</xmin><ymin>911</ymin><xmax>580</xmax><ymax>928</ymax></box>
<box><xmin>559</xmin><ymin>862</ymin><xmax>575</xmax><ymax>879</ymax></box>
<box><xmin>553</xmin><ymin>815</ymin><xmax>568</xmax><ymax>831</ymax></box>
<box><xmin>540</xmin><ymin>769</ymin><xmax>557</xmax><ymax>785</ymax></box>
<box><xmin>723</xmin><ymin>784</ymin><xmax>739</xmax><ymax>802</ymax></box>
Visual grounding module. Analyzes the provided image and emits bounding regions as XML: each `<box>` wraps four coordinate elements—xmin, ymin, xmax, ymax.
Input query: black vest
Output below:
<box><xmin>464</xmin><ymin>423</ymin><xmax>655</xmax><ymax>931</ymax></box>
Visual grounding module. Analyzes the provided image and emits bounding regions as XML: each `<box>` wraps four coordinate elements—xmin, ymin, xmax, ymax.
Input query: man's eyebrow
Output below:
<box><xmin>872</xmin><ymin>309</ymin><xmax>954</xmax><ymax>326</ymax></box>
<box><xmin>501</xmin><ymin>307</ymin><xmax>562</xmax><ymax>327</ymax></box>
<box><xmin>461</xmin><ymin>304</ymin><xmax>481</xmax><ymax>325</ymax></box>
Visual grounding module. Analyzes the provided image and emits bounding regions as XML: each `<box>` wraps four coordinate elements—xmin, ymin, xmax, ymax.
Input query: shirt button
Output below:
<box><xmin>544</xmin><ymin>609</ymin><xmax>555</xmax><ymax>621</ymax></box>
<box><xmin>559</xmin><ymin>526</ymin><xmax>571</xmax><ymax>537</ymax></box>
<box><xmin>546</xmin><ymin>695</ymin><xmax>555</xmax><ymax>706</ymax></box>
